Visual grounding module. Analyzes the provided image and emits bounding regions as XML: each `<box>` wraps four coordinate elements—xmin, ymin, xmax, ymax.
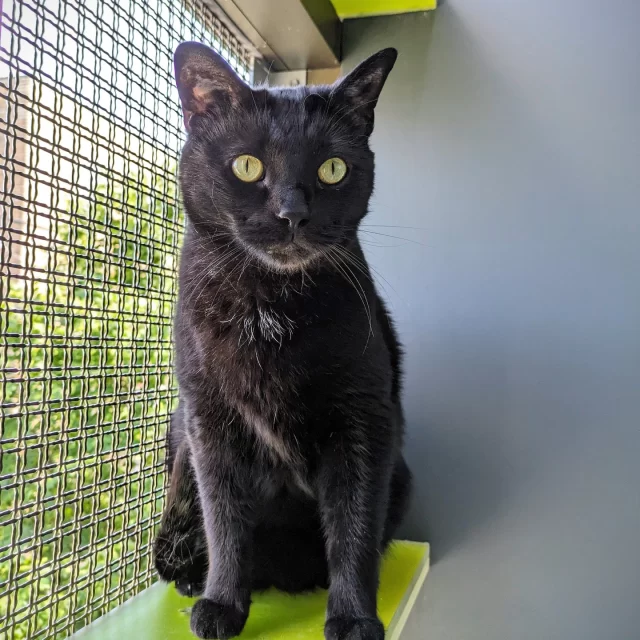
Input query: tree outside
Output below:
<box><xmin>1</xmin><ymin>167</ymin><xmax>182</xmax><ymax>638</ymax></box>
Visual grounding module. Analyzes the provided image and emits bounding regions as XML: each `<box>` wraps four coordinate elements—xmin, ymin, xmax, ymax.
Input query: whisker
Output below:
<box><xmin>185</xmin><ymin>245</ymin><xmax>243</xmax><ymax>309</ymax></box>
<box><xmin>330</xmin><ymin>247</ymin><xmax>375</xmax><ymax>336</ymax></box>
<box><xmin>324</xmin><ymin>246</ymin><xmax>373</xmax><ymax>350</ymax></box>
<box><xmin>334</xmin><ymin>244</ymin><xmax>399</xmax><ymax>302</ymax></box>
<box><xmin>358</xmin><ymin>229</ymin><xmax>424</xmax><ymax>246</ymax></box>
<box><xmin>360</xmin><ymin>224</ymin><xmax>428</xmax><ymax>231</ymax></box>
<box><xmin>206</xmin><ymin>248</ymin><xmax>246</xmax><ymax>307</ymax></box>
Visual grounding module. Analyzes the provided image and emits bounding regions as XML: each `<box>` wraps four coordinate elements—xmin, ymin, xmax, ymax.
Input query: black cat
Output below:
<box><xmin>154</xmin><ymin>41</ymin><xmax>412</xmax><ymax>640</ymax></box>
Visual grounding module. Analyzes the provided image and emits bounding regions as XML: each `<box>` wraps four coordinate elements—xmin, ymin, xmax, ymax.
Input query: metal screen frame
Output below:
<box><xmin>0</xmin><ymin>1</ymin><xmax>251</xmax><ymax>637</ymax></box>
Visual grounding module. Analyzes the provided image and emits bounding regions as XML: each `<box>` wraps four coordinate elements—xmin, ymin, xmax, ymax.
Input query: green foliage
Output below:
<box><xmin>0</xmin><ymin>168</ymin><xmax>182</xmax><ymax>638</ymax></box>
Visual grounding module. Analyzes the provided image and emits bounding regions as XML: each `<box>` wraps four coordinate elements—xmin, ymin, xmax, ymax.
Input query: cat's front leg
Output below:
<box><xmin>154</xmin><ymin>438</ymin><xmax>207</xmax><ymax>597</ymax></box>
<box><xmin>317</xmin><ymin>426</ymin><xmax>394</xmax><ymax>640</ymax></box>
<box><xmin>187</xmin><ymin>409</ymin><xmax>255</xmax><ymax>640</ymax></box>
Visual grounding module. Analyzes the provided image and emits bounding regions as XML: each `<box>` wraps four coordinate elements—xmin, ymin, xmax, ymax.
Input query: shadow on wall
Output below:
<box><xmin>343</xmin><ymin>8</ymin><xmax>525</xmax><ymax>564</ymax></box>
<box><xmin>401</xmin><ymin>330</ymin><xmax>514</xmax><ymax>563</ymax></box>
<box><xmin>343</xmin><ymin>5</ymin><xmax>632</xmax><ymax>565</ymax></box>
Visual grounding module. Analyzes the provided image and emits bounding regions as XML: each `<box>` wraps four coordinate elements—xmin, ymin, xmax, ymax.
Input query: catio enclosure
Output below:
<box><xmin>0</xmin><ymin>0</ymin><xmax>251</xmax><ymax>637</ymax></box>
<box><xmin>5</xmin><ymin>1</ymin><xmax>634</xmax><ymax>640</ymax></box>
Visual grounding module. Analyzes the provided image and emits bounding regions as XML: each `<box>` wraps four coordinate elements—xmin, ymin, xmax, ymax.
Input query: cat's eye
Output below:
<box><xmin>232</xmin><ymin>155</ymin><xmax>264</xmax><ymax>182</ymax></box>
<box><xmin>318</xmin><ymin>157</ymin><xmax>347</xmax><ymax>185</ymax></box>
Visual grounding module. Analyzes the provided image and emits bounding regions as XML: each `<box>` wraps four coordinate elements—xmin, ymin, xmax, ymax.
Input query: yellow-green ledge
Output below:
<box><xmin>73</xmin><ymin>540</ymin><xmax>429</xmax><ymax>640</ymax></box>
<box><xmin>331</xmin><ymin>0</ymin><xmax>437</xmax><ymax>20</ymax></box>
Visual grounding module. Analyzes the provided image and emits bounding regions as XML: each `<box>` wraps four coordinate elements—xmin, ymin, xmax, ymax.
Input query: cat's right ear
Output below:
<box><xmin>174</xmin><ymin>41</ymin><xmax>251</xmax><ymax>132</ymax></box>
<box><xmin>333</xmin><ymin>47</ymin><xmax>397</xmax><ymax>136</ymax></box>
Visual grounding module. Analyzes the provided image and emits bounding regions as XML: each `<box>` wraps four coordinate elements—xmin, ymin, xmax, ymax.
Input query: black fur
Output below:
<box><xmin>154</xmin><ymin>42</ymin><xmax>412</xmax><ymax>640</ymax></box>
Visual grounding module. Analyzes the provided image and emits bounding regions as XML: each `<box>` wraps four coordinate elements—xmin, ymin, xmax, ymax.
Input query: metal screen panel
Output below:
<box><xmin>0</xmin><ymin>1</ymin><xmax>251</xmax><ymax>637</ymax></box>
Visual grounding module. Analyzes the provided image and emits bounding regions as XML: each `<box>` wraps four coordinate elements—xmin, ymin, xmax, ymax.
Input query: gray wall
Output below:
<box><xmin>342</xmin><ymin>3</ymin><xmax>640</xmax><ymax>639</ymax></box>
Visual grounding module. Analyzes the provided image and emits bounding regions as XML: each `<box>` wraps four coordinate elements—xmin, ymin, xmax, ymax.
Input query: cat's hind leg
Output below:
<box><xmin>154</xmin><ymin>437</ymin><xmax>207</xmax><ymax>597</ymax></box>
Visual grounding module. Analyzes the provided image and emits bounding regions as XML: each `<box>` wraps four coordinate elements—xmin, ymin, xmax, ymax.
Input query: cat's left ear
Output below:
<box><xmin>174</xmin><ymin>41</ymin><xmax>251</xmax><ymax>132</ymax></box>
<box><xmin>334</xmin><ymin>48</ymin><xmax>398</xmax><ymax>135</ymax></box>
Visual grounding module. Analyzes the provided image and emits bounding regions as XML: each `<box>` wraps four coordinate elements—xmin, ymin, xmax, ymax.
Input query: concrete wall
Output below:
<box><xmin>342</xmin><ymin>3</ymin><xmax>640</xmax><ymax>639</ymax></box>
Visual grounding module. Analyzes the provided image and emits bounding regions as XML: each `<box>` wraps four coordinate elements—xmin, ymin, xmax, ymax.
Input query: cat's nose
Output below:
<box><xmin>277</xmin><ymin>188</ymin><xmax>310</xmax><ymax>231</ymax></box>
<box><xmin>278</xmin><ymin>210</ymin><xmax>310</xmax><ymax>231</ymax></box>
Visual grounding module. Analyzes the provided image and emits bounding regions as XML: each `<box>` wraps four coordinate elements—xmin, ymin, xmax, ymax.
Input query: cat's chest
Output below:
<box><xmin>181</xmin><ymin>285</ymin><xmax>367</xmax><ymax>462</ymax></box>
<box><xmin>188</xmin><ymin>301</ymin><xmax>309</xmax><ymax>420</ymax></box>
<box><xmin>191</xmin><ymin>303</ymin><xmax>327</xmax><ymax>466</ymax></box>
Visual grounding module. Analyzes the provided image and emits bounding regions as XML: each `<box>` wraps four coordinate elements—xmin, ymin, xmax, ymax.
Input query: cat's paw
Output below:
<box><xmin>190</xmin><ymin>598</ymin><xmax>249</xmax><ymax>639</ymax></box>
<box><xmin>154</xmin><ymin>531</ymin><xmax>206</xmax><ymax>596</ymax></box>
<box><xmin>325</xmin><ymin>616</ymin><xmax>385</xmax><ymax>640</ymax></box>
<box><xmin>175</xmin><ymin>572</ymin><xmax>205</xmax><ymax>598</ymax></box>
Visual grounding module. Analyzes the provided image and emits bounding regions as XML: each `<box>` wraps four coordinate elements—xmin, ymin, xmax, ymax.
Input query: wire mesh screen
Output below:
<box><xmin>0</xmin><ymin>0</ymin><xmax>251</xmax><ymax>637</ymax></box>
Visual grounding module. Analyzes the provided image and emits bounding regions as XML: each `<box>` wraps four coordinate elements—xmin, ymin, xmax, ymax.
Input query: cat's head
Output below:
<box><xmin>174</xmin><ymin>42</ymin><xmax>396</xmax><ymax>271</ymax></box>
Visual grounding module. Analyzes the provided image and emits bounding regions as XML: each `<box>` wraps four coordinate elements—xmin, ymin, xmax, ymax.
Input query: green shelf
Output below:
<box><xmin>73</xmin><ymin>541</ymin><xmax>429</xmax><ymax>640</ymax></box>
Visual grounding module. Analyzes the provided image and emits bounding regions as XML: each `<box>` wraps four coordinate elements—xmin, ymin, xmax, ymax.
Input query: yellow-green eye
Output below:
<box><xmin>232</xmin><ymin>155</ymin><xmax>264</xmax><ymax>182</ymax></box>
<box><xmin>318</xmin><ymin>157</ymin><xmax>347</xmax><ymax>185</ymax></box>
